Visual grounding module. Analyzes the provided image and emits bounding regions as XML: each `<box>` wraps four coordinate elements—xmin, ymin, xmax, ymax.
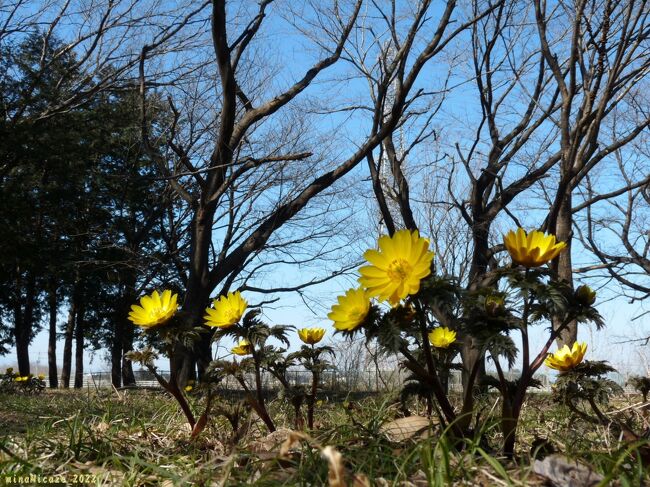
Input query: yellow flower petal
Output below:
<box><xmin>328</xmin><ymin>288</ymin><xmax>371</xmax><ymax>331</ymax></box>
<box><xmin>503</xmin><ymin>228</ymin><xmax>567</xmax><ymax>267</ymax></box>
<box><xmin>358</xmin><ymin>229</ymin><xmax>434</xmax><ymax>306</ymax></box>
<box><xmin>544</xmin><ymin>342</ymin><xmax>587</xmax><ymax>371</ymax></box>
<box><xmin>204</xmin><ymin>291</ymin><xmax>247</xmax><ymax>328</ymax></box>
<box><xmin>428</xmin><ymin>327</ymin><xmax>457</xmax><ymax>348</ymax></box>
<box><xmin>231</xmin><ymin>339</ymin><xmax>252</xmax><ymax>356</ymax></box>
<box><xmin>298</xmin><ymin>327</ymin><xmax>326</xmax><ymax>344</ymax></box>
<box><xmin>128</xmin><ymin>290</ymin><xmax>179</xmax><ymax>329</ymax></box>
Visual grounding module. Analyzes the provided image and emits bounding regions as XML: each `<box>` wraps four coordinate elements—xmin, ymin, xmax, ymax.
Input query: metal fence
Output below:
<box><xmin>50</xmin><ymin>368</ymin><xmax>639</xmax><ymax>394</ymax></box>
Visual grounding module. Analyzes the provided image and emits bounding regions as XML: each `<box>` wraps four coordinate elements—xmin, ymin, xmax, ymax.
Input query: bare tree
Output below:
<box><xmin>534</xmin><ymin>0</ymin><xmax>650</xmax><ymax>344</ymax></box>
<box><xmin>579</xmin><ymin>143</ymin><xmax>650</xmax><ymax>302</ymax></box>
<box><xmin>352</xmin><ymin>0</ymin><xmax>650</xmax><ymax>401</ymax></box>
<box><xmin>357</xmin><ymin>0</ymin><xmax>564</xmax><ymax>391</ymax></box>
<box><xmin>0</xmin><ymin>1</ymin><xmax>212</xmax><ymax>126</ymax></box>
<box><xmin>137</xmin><ymin>0</ymin><xmax>493</xmax><ymax>386</ymax></box>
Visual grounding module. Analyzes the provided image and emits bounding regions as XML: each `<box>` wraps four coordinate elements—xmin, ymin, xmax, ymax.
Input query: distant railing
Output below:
<box><xmin>45</xmin><ymin>368</ymin><xmax>640</xmax><ymax>394</ymax></box>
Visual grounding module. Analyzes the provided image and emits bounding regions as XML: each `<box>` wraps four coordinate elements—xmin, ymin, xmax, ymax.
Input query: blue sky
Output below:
<box><xmin>2</xmin><ymin>1</ymin><xmax>648</xmax><ymax>380</ymax></box>
<box><xmin>3</xmin><ymin>261</ymin><xmax>649</xmax><ymax>379</ymax></box>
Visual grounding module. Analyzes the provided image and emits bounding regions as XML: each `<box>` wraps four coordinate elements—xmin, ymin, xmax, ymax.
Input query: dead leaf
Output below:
<box><xmin>321</xmin><ymin>445</ymin><xmax>346</xmax><ymax>487</ymax></box>
<box><xmin>379</xmin><ymin>416</ymin><xmax>435</xmax><ymax>443</ymax></box>
<box><xmin>533</xmin><ymin>454</ymin><xmax>603</xmax><ymax>487</ymax></box>
<box><xmin>352</xmin><ymin>473</ymin><xmax>371</xmax><ymax>486</ymax></box>
<box><xmin>279</xmin><ymin>431</ymin><xmax>314</xmax><ymax>457</ymax></box>
<box><xmin>248</xmin><ymin>427</ymin><xmax>294</xmax><ymax>453</ymax></box>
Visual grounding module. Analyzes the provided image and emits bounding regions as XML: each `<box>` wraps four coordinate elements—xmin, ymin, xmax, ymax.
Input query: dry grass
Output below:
<box><xmin>0</xmin><ymin>389</ymin><xmax>648</xmax><ymax>486</ymax></box>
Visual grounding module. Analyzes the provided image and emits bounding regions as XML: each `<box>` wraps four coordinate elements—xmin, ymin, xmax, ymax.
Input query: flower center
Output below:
<box><xmin>225</xmin><ymin>309</ymin><xmax>240</xmax><ymax>322</ymax></box>
<box><xmin>349</xmin><ymin>307</ymin><xmax>365</xmax><ymax>320</ymax></box>
<box><xmin>387</xmin><ymin>259</ymin><xmax>413</xmax><ymax>282</ymax></box>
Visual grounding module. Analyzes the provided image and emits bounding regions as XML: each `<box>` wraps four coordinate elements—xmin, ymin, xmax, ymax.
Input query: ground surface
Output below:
<box><xmin>0</xmin><ymin>389</ymin><xmax>648</xmax><ymax>485</ymax></box>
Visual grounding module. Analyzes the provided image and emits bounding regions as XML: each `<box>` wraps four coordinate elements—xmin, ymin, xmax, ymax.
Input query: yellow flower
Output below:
<box><xmin>298</xmin><ymin>327</ymin><xmax>325</xmax><ymax>345</ymax></box>
<box><xmin>38</xmin><ymin>374</ymin><xmax>45</xmax><ymax>380</ymax></box>
<box><xmin>204</xmin><ymin>291</ymin><xmax>247</xmax><ymax>328</ymax></box>
<box><xmin>128</xmin><ymin>290</ymin><xmax>178</xmax><ymax>329</ymax></box>
<box><xmin>6</xmin><ymin>367</ymin><xmax>13</xmax><ymax>374</ymax></box>
<box><xmin>328</xmin><ymin>288</ymin><xmax>371</xmax><ymax>331</ymax></box>
<box><xmin>184</xmin><ymin>385</ymin><xmax>193</xmax><ymax>392</ymax></box>
<box><xmin>359</xmin><ymin>229</ymin><xmax>434</xmax><ymax>306</ymax></box>
<box><xmin>428</xmin><ymin>327</ymin><xmax>457</xmax><ymax>348</ymax></box>
<box><xmin>503</xmin><ymin>228</ymin><xmax>567</xmax><ymax>267</ymax></box>
<box><xmin>231</xmin><ymin>339</ymin><xmax>252</xmax><ymax>356</ymax></box>
<box><xmin>14</xmin><ymin>376</ymin><xmax>27</xmax><ymax>382</ymax></box>
<box><xmin>544</xmin><ymin>342</ymin><xmax>587</xmax><ymax>371</ymax></box>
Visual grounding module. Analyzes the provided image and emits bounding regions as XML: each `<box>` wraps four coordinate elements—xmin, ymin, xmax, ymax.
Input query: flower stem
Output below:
<box><xmin>148</xmin><ymin>365</ymin><xmax>196</xmax><ymax>429</ymax></box>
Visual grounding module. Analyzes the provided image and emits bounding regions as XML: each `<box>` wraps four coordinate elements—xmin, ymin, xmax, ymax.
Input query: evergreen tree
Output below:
<box><xmin>0</xmin><ymin>33</ymin><xmax>175</xmax><ymax>386</ymax></box>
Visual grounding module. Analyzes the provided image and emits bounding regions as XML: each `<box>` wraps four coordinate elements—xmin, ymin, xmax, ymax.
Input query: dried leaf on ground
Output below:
<box><xmin>379</xmin><ymin>416</ymin><xmax>436</xmax><ymax>443</ymax></box>
<box><xmin>248</xmin><ymin>427</ymin><xmax>294</xmax><ymax>453</ymax></box>
<box><xmin>279</xmin><ymin>430</ymin><xmax>314</xmax><ymax>457</ymax></box>
<box><xmin>322</xmin><ymin>445</ymin><xmax>346</xmax><ymax>487</ymax></box>
<box><xmin>533</xmin><ymin>454</ymin><xmax>603</xmax><ymax>487</ymax></box>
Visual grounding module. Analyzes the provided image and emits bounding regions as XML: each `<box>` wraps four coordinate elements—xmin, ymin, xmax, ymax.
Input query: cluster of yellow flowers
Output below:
<box><xmin>328</xmin><ymin>229</ymin><xmax>435</xmax><ymax>331</ymax></box>
<box><xmin>127</xmin><ymin>227</ymin><xmax>590</xmax><ymax>371</ymax></box>
<box><xmin>326</xmin><ymin>229</ymin><xmax>452</xmax><ymax>349</ymax></box>
<box><xmin>328</xmin><ymin>227</ymin><xmax>589</xmax><ymax>369</ymax></box>
<box><xmin>129</xmin><ymin>286</ymin><xmax>328</xmax><ymax>356</ymax></box>
<box><xmin>13</xmin><ymin>374</ymin><xmax>44</xmax><ymax>382</ymax></box>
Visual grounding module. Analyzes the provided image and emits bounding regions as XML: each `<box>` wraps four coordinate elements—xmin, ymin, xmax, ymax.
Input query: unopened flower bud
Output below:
<box><xmin>485</xmin><ymin>295</ymin><xmax>505</xmax><ymax>317</ymax></box>
<box><xmin>575</xmin><ymin>285</ymin><xmax>596</xmax><ymax>305</ymax></box>
<box><xmin>398</xmin><ymin>304</ymin><xmax>417</xmax><ymax>322</ymax></box>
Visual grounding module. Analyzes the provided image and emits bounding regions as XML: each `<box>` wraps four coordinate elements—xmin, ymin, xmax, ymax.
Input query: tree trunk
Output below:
<box><xmin>196</xmin><ymin>335</ymin><xmax>213</xmax><ymax>381</ymax></box>
<box><xmin>170</xmin><ymin>341</ymin><xmax>196</xmax><ymax>389</ymax></box>
<box><xmin>61</xmin><ymin>302</ymin><xmax>76</xmax><ymax>388</ymax></box>
<box><xmin>111</xmin><ymin>319</ymin><xmax>122</xmax><ymax>388</ymax></box>
<box><xmin>14</xmin><ymin>269</ymin><xmax>36</xmax><ymax>376</ymax></box>
<box><xmin>15</xmin><ymin>327</ymin><xmax>31</xmax><ymax>377</ymax></box>
<box><xmin>461</xmin><ymin>221</ymin><xmax>490</xmax><ymax>392</ymax></box>
<box><xmin>121</xmin><ymin>322</ymin><xmax>135</xmax><ymax>385</ymax></box>
<box><xmin>47</xmin><ymin>281</ymin><xmax>58</xmax><ymax>388</ymax></box>
<box><xmin>551</xmin><ymin>190</ymin><xmax>576</xmax><ymax>347</ymax></box>
<box><xmin>173</xmin><ymin>206</ymin><xmax>215</xmax><ymax>387</ymax></box>
<box><xmin>74</xmin><ymin>300</ymin><xmax>85</xmax><ymax>388</ymax></box>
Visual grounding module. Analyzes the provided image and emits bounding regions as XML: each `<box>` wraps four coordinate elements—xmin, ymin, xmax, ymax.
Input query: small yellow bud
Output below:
<box><xmin>485</xmin><ymin>295</ymin><xmax>505</xmax><ymax>317</ymax></box>
<box><xmin>575</xmin><ymin>285</ymin><xmax>596</xmax><ymax>306</ymax></box>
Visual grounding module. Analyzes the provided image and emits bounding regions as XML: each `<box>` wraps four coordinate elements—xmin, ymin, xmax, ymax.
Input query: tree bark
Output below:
<box><xmin>61</xmin><ymin>299</ymin><xmax>76</xmax><ymax>388</ymax></box>
<box><xmin>461</xmin><ymin>220</ymin><xmax>490</xmax><ymax>392</ymax></box>
<box><xmin>111</xmin><ymin>319</ymin><xmax>122</xmax><ymax>388</ymax></box>
<box><xmin>14</xmin><ymin>270</ymin><xmax>36</xmax><ymax>376</ymax></box>
<box><xmin>121</xmin><ymin>322</ymin><xmax>136</xmax><ymax>385</ymax></box>
<box><xmin>172</xmin><ymin>206</ymin><xmax>214</xmax><ymax>387</ymax></box>
<box><xmin>551</xmin><ymin>190</ymin><xmax>576</xmax><ymax>347</ymax></box>
<box><xmin>14</xmin><ymin>322</ymin><xmax>31</xmax><ymax>377</ymax></box>
<box><xmin>73</xmin><ymin>299</ymin><xmax>85</xmax><ymax>388</ymax></box>
<box><xmin>47</xmin><ymin>281</ymin><xmax>58</xmax><ymax>388</ymax></box>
